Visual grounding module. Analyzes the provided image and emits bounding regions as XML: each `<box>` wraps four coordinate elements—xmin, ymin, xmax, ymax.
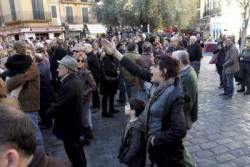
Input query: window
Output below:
<box><xmin>82</xmin><ymin>8</ymin><xmax>88</xmax><ymax>23</ymax></box>
<box><xmin>51</xmin><ymin>6</ymin><xmax>57</xmax><ymax>18</ymax></box>
<box><xmin>32</xmin><ymin>0</ymin><xmax>45</xmax><ymax>19</ymax></box>
<box><xmin>0</xmin><ymin>16</ymin><xmax>3</xmax><ymax>25</ymax></box>
<box><xmin>66</xmin><ymin>6</ymin><xmax>74</xmax><ymax>23</ymax></box>
<box><xmin>9</xmin><ymin>0</ymin><xmax>17</xmax><ymax>20</ymax></box>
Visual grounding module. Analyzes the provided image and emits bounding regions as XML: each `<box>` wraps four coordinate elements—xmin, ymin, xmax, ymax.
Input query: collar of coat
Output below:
<box><xmin>61</xmin><ymin>73</ymin><xmax>77</xmax><ymax>85</ymax></box>
<box><xmin>179</xmin><ymin>65</ymin><xmax>192</xmax><ymax>77</ymax></box>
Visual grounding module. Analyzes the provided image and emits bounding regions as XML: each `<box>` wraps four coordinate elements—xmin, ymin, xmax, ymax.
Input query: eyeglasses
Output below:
<box><xmin>77</xmin><ymin>59</ymin><xmax>86</xmax><ymax>63</ymax></box>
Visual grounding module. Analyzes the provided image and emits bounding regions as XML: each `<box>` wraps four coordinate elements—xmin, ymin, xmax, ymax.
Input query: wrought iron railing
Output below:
<box><xmin>3</xmin><ymin>11</ymin><xmax>52</xmax><ymax>23</ymax></box>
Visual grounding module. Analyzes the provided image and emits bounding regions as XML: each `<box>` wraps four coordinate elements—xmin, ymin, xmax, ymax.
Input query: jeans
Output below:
<box><xmin>223</xmin><ymin>72</ymin><xmax>235</xmax><ymax>97</ymax></box>
<box><xmin>190</xmin><ymin>61</ymin><xmax>201</xmax><ymax>76</ymax></box>
<box><xmin>26</xmin><ymin>112</ymin><xmax>44</xmax><ymax>150</ymax></box>
<box><xmin>82</xmin><ymin>102</ymin><xmax>92</xmax><ymax>128</ymax></box>
<box><xmin>92</xmin><ymin>82</ymin><xmax>100</xmax><ymax>109</ymax></box>
<box><xmin>137</xmin><ymin>88</ymin><xmax>148</xmax><ymax>103</ymax></box>
<box><xmin>126</xmin><ymin>85</ymin><xmax>139</xmax><ymax>99</ymax></box>
<box><xmin>118</xmin><ymin>76</ymin><xmax>126</xmax><ymax>104</ymax></box>
<box><xmin>102</xmin><ymin>94</ymin><xmax>115</xmax><ymax>114</ymax></box>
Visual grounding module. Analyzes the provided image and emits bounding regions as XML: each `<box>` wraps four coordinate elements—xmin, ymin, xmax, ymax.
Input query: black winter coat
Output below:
<box><xmin>147</xmin><ymin>83</ymin><xmax>186</xmax><ymax>164</ymax></box>
<box><xmin>187</xmin><ymin>43</ymin><xmax>202</xmax><ymax>62</ymax></box>
<box><xmin>118</xmin><ymin>119</ymin><xmax>146</xmax><ymax>167</ymax></box>
<box><xmin>38</xmin><ymin>63</ymin><xmax>54</xmax><ymax>111</ymax></box>
<box><xmin>120</xmin><ymin>57</ymin><xmax>187</xmax><ymax>165</ymax></box>
<box><xmin>87</xmin><ymin>52</ymin><xmax>102</xmax><ymax>83</ymax></box>
<box><xmin>213</xmin><ymin>47</ymin><xmax>226</xmax><ymax>68</ymax></box>
<box><xmin>100</xmin><ymin>55</ymin><xmax>119</xmax><ymax>95</ymax></box>
<box><xmin>50</xmin><ymin>47</ymin><xmax>67</xmax><ymax>81</ymax></box>
<box><xmin>48</xmin><ymin>73</ymin><xmax>83</xmax><ymax>141</ymax></box>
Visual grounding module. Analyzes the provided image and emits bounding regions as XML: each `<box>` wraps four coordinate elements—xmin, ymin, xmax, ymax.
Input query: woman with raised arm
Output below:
<box><xmin>102</xmin><ymin>39</ymin><xmax>188</xmax><ymax>167</ymax></box>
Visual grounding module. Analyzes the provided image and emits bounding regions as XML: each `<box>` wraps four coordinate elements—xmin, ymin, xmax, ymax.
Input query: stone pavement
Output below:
<box><xmin>42</xmin><ymin>55</ymin><xmax>250</xmax><ymax>167</ymax></box>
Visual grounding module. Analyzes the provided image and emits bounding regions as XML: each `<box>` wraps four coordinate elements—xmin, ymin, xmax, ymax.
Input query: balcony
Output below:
<box><xmin>3</xmin><ymin>11</ymin><xmax>52</xmax><ymax>26</ymax></box>
<box><xmin>61</xmin><ymin>0</ymin><xmax>96</xmax><ymax>5</ymax></box>
<box><xmin>61</xmin><ymin>16</ymin><xmax>92</xmax><ymax>24</ymax></box>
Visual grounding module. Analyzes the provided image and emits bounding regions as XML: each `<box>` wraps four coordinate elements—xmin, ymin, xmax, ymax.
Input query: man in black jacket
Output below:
<box><xmin>47</xmin><ymin>55</ymin><xmax>86</xmax><ymax>167</ymax></box>
<box><xmin>187</xmin><ymin>36</ymin><xmax>203</xmax><ymax>76</ymax></box>
<box><xmin>49</xmin><ymin>42</ymin><xmax>67</xmax><ymax>92</ymax></box>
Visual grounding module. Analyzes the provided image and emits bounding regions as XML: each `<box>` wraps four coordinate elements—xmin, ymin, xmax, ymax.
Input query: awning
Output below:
<box><xmin>85</xmin><ymin>24</ymin><xmax>107</xmax><ymax>34</ymax></box>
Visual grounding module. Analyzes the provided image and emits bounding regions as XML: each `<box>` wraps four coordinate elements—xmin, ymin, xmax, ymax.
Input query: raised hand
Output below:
<box><xmin>101</xmin><ymin>38</ymin><xmax>116</xmax><ymax>55</ymax></box>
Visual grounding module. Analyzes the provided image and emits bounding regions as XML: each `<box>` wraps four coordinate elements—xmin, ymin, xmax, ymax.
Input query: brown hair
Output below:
<box><xmin>157</xmin><ymin>56</ymin><xmax>180</xmax><ymax>79</ymax></box>
<box><xmin>0</xmin><ymin>104</ymin><xmax>36</xmax><ymax>157</ymax></box>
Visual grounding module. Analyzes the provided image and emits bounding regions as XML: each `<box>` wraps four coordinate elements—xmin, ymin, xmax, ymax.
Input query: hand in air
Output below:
<box><xmin>101</xmin><ymin>38</ymin><xmax>116</xmax><ymax>55</ymax></box>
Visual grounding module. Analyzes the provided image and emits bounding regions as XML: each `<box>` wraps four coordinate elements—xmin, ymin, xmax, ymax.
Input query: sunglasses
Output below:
<box><xmin>77</xmin><ymin>59</ymin><xmax>86</xmax><ymax>63</ymax></box>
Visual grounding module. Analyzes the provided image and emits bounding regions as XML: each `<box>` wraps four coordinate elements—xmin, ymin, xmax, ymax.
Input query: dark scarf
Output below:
<box><xmin>4</xmin><ymin>54</ymin><xmax>32</xmax><ymax>77</ymax></box>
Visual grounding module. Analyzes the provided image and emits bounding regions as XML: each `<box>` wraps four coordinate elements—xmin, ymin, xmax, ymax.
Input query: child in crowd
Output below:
<box><xmin>118</xmin><ymin>98</ymin><xmax>147</xmax><ymax>167</ymax></box>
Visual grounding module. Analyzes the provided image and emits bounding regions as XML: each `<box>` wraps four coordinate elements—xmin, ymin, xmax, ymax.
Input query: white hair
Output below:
<box><xmin>190</xmin><ymin>36</ymin><xmax>197</xmax><ymax>44</ymax></box>
<box><xmin>172</xmin><ymin>50</ymin><xmax>190</xmax><ymax>65</ymax></box>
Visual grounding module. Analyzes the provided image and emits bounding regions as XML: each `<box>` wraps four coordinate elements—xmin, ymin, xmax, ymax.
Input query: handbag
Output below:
<box><xmin>209</xmin><ymin>53</ymin><xmax>218</xmax><ymax>64</ymax></box>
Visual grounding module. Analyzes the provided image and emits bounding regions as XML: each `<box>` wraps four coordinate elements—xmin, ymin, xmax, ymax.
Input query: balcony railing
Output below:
<box><xmin>3</xmin><ymin>11</ymin><xmax>52</xmax><ymax>23</ymax></box>
<box><xmin>61</xmin><ymin>16</ymin><xmax>97</xmax><ymax>24</ymax></box>
<box><xmin>61</xmin><ymin>0</ymin><xmax>97</xmax><ymax>4</ymax></box>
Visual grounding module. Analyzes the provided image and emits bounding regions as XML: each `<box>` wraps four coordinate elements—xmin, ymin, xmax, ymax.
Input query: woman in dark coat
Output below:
<box><xmin>35</xmin><ymin>53</ymin><xmax>53</xmax><ymax>128</ymax></box>
<box><xmin>238</xmin><ymin>39</ymin><xmax>250</xmax><ymax>95</ymax></box>
<box><xmin>74</xmin><ymin>51</ymin><xmax>96</xmax><ymax>144</ymax></box>
<box><xmin>100</xmin><ymin>54</ymin><xmax>119</xmax><ymax>117</ymax></box>
<box><xmin>85</xmin><ymin>44</ymin><xmax>102</xmax><ymax>111</ymax></box>
<box><xmin>213</xmin><ymin>41</ymin><xmax>225</xmax><ymax>88</ymax></box>
<box><xmin>102</xmin><ymin>39</ymin><xmax>188</xmax><ymax>167</ymax></box>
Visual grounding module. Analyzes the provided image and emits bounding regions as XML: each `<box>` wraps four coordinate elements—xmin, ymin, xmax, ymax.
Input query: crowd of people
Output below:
<box><xmin>1</xmin><ymin>25</ymin><xmax>237</xmax><ymax>167</ymax></box>
<box><xmin>211</xmin><ymin>36</ymin><xmax>250</xmax><ymax>98</ymax></box>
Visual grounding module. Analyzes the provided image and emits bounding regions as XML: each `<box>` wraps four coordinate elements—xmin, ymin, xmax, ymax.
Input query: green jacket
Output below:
<box><xmin>122</xmin><ymin>52</ymin><xmax>140</xmax><ymax>86</ymax></box>
<box><xmin>179</xmin><ymin>65</ymin><xmax>198</xmax><ymax>129</ymax></box>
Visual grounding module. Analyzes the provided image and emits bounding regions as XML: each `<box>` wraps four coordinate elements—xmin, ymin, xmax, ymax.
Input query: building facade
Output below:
<box><xmin>197</xmin><ymin>0</ymin><xmax>250</xmax><ymax>41</ymax></box>
<box><xmin>0</xmin><ymin>0</ymin><xmax>98</xmax><ymax>41</ymax></box>
<box><xmin>59</xmin><ymin>0</ymin><xmax>97</xmax><ymax>39</ymax></box>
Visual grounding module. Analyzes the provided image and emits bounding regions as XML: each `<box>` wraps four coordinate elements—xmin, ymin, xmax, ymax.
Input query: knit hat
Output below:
<box><xmin>57</xmin><ymin>55</ymin><xmax>78</xmax><ymax>72</ymax></box>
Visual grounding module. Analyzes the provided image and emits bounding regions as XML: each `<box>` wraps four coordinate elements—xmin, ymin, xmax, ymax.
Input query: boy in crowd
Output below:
<box><xmin>118</xmin><ymin>98</ymin><xmax>146</xmax><ymax>167</ymax></box>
